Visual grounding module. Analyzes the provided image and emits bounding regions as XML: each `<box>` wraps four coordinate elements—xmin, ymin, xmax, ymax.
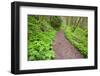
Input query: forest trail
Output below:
<box><xmin>52</xmin><ymin>30</ymin><xmax>83</xmax><ymax>59</ymax></box>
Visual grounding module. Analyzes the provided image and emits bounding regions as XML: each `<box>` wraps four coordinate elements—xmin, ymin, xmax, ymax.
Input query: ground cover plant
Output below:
<box><xmin>28</xmin><ymin>15</ymin><xmax>62</xmax><ymax>60</ymax></box>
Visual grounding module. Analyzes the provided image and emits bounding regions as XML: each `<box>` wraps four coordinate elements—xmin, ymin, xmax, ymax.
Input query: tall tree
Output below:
<box><xmin>73</xmin><ymin>17</ymin><xmax>82</xmax><ymax>32</ymax></box>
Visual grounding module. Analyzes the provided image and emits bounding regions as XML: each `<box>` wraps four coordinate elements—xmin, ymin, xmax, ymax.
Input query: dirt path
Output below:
<box><xmin>52</xmin><ymin>30</ymin><xmax>83</xmax><ymax>59</ymax></box>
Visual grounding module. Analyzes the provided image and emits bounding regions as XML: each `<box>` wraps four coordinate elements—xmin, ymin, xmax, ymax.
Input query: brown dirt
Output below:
<box><xmin>52</xmin><ymin>30</ymin><xmax>83</xmax><ymax>59</ymax></box>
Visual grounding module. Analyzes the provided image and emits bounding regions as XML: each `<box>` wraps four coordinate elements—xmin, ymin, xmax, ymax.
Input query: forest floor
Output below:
<box><xmin>52</xmin><ymin>30</ymin><xmax>84</xmax><ymax>59</ymax></box>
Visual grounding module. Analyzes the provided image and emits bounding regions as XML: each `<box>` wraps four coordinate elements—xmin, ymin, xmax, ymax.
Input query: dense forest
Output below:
<box><xmin>28</xmin><ymin>15</ymin><xmax>88</xmax><ymax>61</ymax></box>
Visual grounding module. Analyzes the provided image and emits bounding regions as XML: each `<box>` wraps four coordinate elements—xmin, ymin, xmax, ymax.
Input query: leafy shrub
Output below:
<box><xmin>28</xmin><ymin>40</ymin><xmax>55</xmax><ymax>60</ymax></box>
<box><xmin>64</xmin><ymin>26</ymin><xmax>88</xmax><ymax>58</ymax></box>
<box><xmin>28</xmin><ymin>15</ymin><xmax>56</xmax><ymax>61</ymax></box>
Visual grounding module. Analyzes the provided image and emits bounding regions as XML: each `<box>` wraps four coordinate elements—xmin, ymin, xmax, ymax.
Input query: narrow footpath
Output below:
<box><xmin>52</xmin><ymin>30</ymin><xmax>83</xmax><ymax>59</ymax></box>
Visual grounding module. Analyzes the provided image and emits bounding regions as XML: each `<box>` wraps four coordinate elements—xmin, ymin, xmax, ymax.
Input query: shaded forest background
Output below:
<box><xmin>28</xmin><ymin>15</ymin><xmax>88</xmax><ymax>61</ymax></box>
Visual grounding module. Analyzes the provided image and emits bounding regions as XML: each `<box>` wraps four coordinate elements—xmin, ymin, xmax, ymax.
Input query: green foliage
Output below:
<box><xmin>28</xmin><ymin>40</ymin><xmax>55</xmax><ymax>60</ymax></box>
<box><xmin>64</xmin><ymin>26</ymin><xmax>88</xmax><ymax>57</ymax></box>
<box><xmin>28</xmin><ymin>15</ymin><xmax>56</xmax><ymax>61</ymax></box>
<box><xmin>50</xmin><ymin>16</ymin><xmax>62</xmax><ymax>30</ymax></box>
<box><xmin>28</xmin><ymin>15</ymin><xmax>88</xmax><ymax>60</ymax></box>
